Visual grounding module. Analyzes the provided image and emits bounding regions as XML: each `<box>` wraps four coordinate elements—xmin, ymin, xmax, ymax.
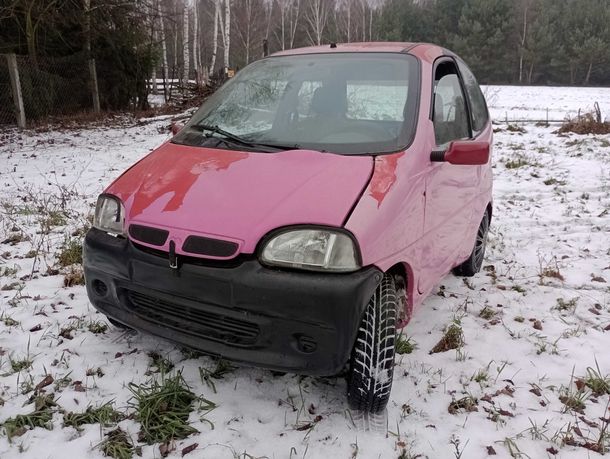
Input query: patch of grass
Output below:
<box><xmin>42</xmin><ymin>210</ymin><xmax>67</xmax><ymax>229</ymax></box>
<box><xmin>511</xmin><ymin>284</ymin><xmax>526</xmax><ymax>293</ymax></box>
<box><xmin>555</xmin><ymin>297</ymin><xmax>578</xmax><ymax>313</ymax></box>
<box><xmin>448</xmin><ymin>395</ymin><xmax>478</xmax><ymax>414</ymax></box>
<box><xmin>86</xmin><ymin>367</ymin><xmax>105</xmax><ymax>378</ymax></box>
<box><xmin>543</xmin><ymin>177</ymin><xmax>567</xmax><ymax>186</ymax></box>
<box><xmin>10</xmin><ymin>355</ymin><xmax>33</xmax><ymax>373</ymax></box>
<box><xmin>54</xmin><ymin>374</ymin><xmax>72</xmax><ymax>391</ymax></box>
<box><xmin>1</xmin><ymin>281</ymin><xmax>22</xmax><ymax>291</ymax></box>
<box><xmin>1</xmin><ymin>313</ymin><xmax>20</xmax><ymax>327</ymax></box>
<box><xmin>583</xmin><ymin>362</ymin><xmax>610</xmax><ymax>396</ymax></box>
<box><xmin>2</xmin><ymin>232</ymin><xmax>27</xmax><ymax>245</ymax></box>
<box><xmin>128</xmin><ymin>372</ymin><xmax>215</xmax><ymax>444</ymax></box>
<box><xmin>148</xmin><ymin>352</ymin><xmax>174</xmax><ymax>374</ymax></box>
<box><xmin>99</xmin><ymin>427</ymin><xmax>136</xmax><ymax>459</ymax></box>
<box><xmin>0</xmin><ymin>266</ymin><xmax>19</xmax><ymax>277</ymax></box>
<box><xmin>539</xmin><ymin>266</ymin><xmax>564</xmax><ymax>282</ymax></box>
<box><xmin>2</xmin><ymin>395</ymin><xmax>56</xmax><ymax>441</ymax></box>
<box><xmin>395</xmin><ymin>334</ymin><xmax>417</xmax><ymax>355</ymax></box>
<box><xmin>64</xmin><ymin>402</ymin><xmax>125</xmax><ymax>430</ymax></box>
<box><xmin>198</xmin><ymin>359</ymin><xmax>236</xmax><ymax>393</ymax></box>
<box><xmin>430</xmin><ymin>323</ymin><xmax>464</xmax><ymax>354</ymax></box>
<box><xmin>534</xmin><ymin>335</ymin><xmax>560</xmax><ymax>355</ymax></box>
<box><xmin>472</xmin><ymin>369</ymin><xmax>489</xmax><ymax>385</ymax></box>
<box><xmin>558</xmin><ymin>104</ymin><xmax>610</xmax><ymax>135</ymax></box>
<box><xmin>63</xmin><ymin>266</ymin><xmax>85</xmax><ymax>287</ymax></box>
<box><xmin>504</xmin><ymin>157</ymin><xmax>530</xmax><ymax>169</ymax></box>
<box><xmin>88</xmin><ymin>320</ymin><xmax>108</xmax><ymax>335</ymax></box>
<box><xmin>506</xmin><ymin>124</ymin><xmax>526</xmax><ymax>133</ymax></box>
<box><xmin>559</xmin><ymin>388</ymin><xmax>588</xmax><ymax>413</ymax></box>
<box><xmin>180</xmin><ymin>347</ymin><xmax>204</xmax><ymax>360</ymax></box>
<box><xmin>479</xmin><ymin>307</ymin><xmax>496</xmax><ymax>320</ymax></box>
<box><xmin>57</xmin><ymin>237</ymin><xmax>83</xmax><ymax>267</ymax></box>
<box><xmin>59</xmin><ymin>321</ymin><xmax>79</xmax><ymax>340</ymax></box>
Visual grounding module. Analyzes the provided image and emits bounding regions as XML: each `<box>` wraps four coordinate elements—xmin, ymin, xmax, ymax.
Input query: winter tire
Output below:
<box><xmin>347</xmin><ymin>273</ymin><xmax>397</xmax><ymax>413</ymax></box>
<box><xmin>453</xmin><ymin>210</ymin><xmax>490</xmax><ymax>277</ymax></box>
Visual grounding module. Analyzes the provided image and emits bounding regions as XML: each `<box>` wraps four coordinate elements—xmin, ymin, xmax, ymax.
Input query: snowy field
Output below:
<box><xmin>1</xmin><ymin>87</ymin><xmax>609</xmax><ymax>459</ymax></box>
<box><xmin>484</xmin><ymin>85</ymin><xmax>610</xmax><ymax>123</ymax></box>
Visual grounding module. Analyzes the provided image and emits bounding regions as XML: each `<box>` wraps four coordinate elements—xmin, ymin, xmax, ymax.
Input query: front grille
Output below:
<box><xmin>129</xmin><ymin>224</ymin><xmax>169</xmax><ymax>246</ymax></box>
<box><xmin>126</xmin><ymin>290</ymin><xmax>259</xmax><ymax>346</ymax></box>
<box><xmin>131</xmin><ymin>241</ymin><xmax>250</xmax><ymax>268</ymax></box>
<box><xmin>182</xmin><ymin>235</ymin><xmax>238</xmax><ymax>258</ymax></box>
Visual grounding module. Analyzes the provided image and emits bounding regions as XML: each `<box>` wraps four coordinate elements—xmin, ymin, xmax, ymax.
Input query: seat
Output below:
<box><xmin>310</xmin><ymin>86</ymin><xmax>346</xmax><ymax>118</ymax></box>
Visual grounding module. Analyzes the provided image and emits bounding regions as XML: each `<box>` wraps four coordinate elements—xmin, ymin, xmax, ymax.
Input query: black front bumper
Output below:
<box><xmin>83</xmin><ymin>228</ymin><xmax>381</xmax><ymax>376</ymax></box>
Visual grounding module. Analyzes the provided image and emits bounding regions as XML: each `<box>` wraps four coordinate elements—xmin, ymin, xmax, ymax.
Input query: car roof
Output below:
<box><xmin>270</xmin><ymin>42</ymin><xmax>447</xmax><ymax>64</ymax></box>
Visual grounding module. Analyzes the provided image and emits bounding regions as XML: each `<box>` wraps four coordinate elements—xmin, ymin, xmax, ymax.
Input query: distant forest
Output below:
<box><xmin>1</xmin><ymin>0</ymin><xmax>608</xmax><ymax>110</ymax></box>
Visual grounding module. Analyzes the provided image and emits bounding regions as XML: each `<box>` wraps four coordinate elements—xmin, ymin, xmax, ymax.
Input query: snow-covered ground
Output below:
<box><xmin>483</xmin><ymin>85</ymin><xmax>610</xmax><ymax>123</ymax></box>
<box><xmin>0</xmin><ymin>88</ymin><xmax>609</xmax><ymax>459</ymax></box>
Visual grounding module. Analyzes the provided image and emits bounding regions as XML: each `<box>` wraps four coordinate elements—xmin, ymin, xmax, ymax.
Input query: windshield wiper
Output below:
<box><xmin>189</xmin><ymin>124</ymin><xmax>298</xmax><ymax>151</ymax></box>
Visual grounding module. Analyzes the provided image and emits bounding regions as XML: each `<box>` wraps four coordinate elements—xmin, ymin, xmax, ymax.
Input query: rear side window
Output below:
<box><xmin>346</xmin><ymin>81</ymin><xmax>409</xmax><ymax>121</ymax></box>
<box><xmin>457</xmin><ymin>60</ymin><xmax>489</xmax><ymax>132</ymax></box>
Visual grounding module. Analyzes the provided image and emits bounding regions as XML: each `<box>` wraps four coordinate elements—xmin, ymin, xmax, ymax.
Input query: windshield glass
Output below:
<box><xmin>173</xmin><ymin>52</ymin><xmax>420</xmax><ymax>155</ymax></box>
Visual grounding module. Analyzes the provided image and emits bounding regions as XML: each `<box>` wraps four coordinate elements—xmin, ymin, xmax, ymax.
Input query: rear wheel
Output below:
<box><xmin>347</xmin><ymin>274</ymin><xmax>397</xmax><ymax>413</ymax></box>
<box><xmin>453</xmin><ymin>211</ymin><xmax>490</xmax><ymax>277</ymax></box>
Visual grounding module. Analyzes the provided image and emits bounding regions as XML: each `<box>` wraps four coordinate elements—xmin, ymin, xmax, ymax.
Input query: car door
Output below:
<box><xmin>418</xmin><ymin>58</ymin><xmax>480</xmax><ymax>294</ymax></box>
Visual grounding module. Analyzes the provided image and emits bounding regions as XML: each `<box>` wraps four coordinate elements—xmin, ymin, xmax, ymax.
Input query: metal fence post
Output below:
<box><xmin>89</xmin><ymin>58</ymin><xmax>101</xmax><ymax>113</ymax></box>
<box><xmin>6</xmin><ymin>54</ymin><xmax>26</xmax><ymax>129</ymax></box>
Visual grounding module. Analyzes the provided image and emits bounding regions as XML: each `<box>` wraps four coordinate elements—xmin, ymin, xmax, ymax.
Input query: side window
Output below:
<box><xmin>433</xmin><ymin>61</ymin><xmax>470</xmax><ymax>146</ymax></box>
<box><xmin>457</xmin><ymin>60</ymin><xmax>489</xmax><ymax>133</ymax></box>
<box><xmin>346</xmin><ymin>81</ymin><xmax>408</xmax><ymax>121</ymax></box>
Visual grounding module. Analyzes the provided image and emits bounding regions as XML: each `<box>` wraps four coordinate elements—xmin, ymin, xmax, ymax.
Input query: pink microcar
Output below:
<box><xmin>84</xmin><ymin>42</ymin><xmax>493</xmax><ymax>413</ymax></box>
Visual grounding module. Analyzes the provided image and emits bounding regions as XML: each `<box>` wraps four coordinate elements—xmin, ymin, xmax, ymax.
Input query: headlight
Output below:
<box><xmin>93</xmin><ymin>194</ymin><xmax>125</xmax><ymax>235</ymax></box>
<box><xmin>260</xmin><ymin>228</ymin><xmax>360</xmax><ymax>272</ymax></box>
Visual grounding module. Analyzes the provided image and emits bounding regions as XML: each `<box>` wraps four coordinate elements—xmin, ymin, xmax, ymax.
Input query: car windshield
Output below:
<box><xmin>173</xmin><ymin>52</ymin><xmax>420</xmax><ymax>155</ymax></box>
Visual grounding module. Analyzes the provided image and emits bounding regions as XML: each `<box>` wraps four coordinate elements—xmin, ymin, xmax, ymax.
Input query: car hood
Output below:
<box><xmin>106</xmin><ymin>142</ymin><xmax>373</xmax><ymax>257</ymax></box>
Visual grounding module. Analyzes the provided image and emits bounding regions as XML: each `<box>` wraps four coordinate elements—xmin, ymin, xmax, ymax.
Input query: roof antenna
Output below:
<box><xmin>330</xmin><ymin>42</ymin><xmax>337</xmax><ymax>49</ymax></box>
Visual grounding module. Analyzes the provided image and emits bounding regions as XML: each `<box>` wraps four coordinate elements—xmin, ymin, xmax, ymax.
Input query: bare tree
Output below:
<box><xmin>235</xmin><ymin>0</ymin><xmax>266</xmax><ymax>64</ymax></box>
<box><xmin>517</xmin><ymin>0</ymin><xmax>533</xmax><ymax>83</ymax></box>
<box><xmin>222</xmin><ymin>0</ymin><xmax>231</xmax><ymax>69</ymax></box>
<box><xmin>304</xmin><ymin>0</ymin><xmax>331</xmax><ymax>46</ymax></box>
<box><xmin>336</xmin><ymin>0</ymin><xmax>354</xmax><ymax>42</ymax></box>
<box><xmin>182</xmin><ymin>0</ymin><xmax>190</xmax><ymax>83</ymax></box>
<box><xmin>0</xmin><ymin>0</ymin><xmax>60</xmax><ymax>63</ymax></box>
<box><xmin>274</xmin><ymin>0</ymin><xmax>302</xmax><ymax>50</ymax></box>
<box><xmin>209</xmin><ymin>0</ymin><xmax>220</xmax><ymax>74</ymax></box>
<box><xmin>158</xmin><ymin>1</ymin><xmax>169</xmax><ymax>100</ymax></box>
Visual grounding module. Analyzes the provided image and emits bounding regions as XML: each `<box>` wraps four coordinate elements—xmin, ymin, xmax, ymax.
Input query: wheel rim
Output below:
<box><xmin>474</xmin><ymin>216</ymin><xmax>489</xmax><ymax>268</ymax></box>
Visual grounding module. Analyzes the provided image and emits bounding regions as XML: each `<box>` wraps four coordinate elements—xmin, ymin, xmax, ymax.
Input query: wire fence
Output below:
<box><xmin>0</xmin><ymin>52</ymin><xmax>98</xmax><ymax>128</ymax></box>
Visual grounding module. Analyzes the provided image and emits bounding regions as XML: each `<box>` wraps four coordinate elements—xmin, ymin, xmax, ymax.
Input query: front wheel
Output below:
<box><xmin>347</xmin><ymin>274</ymin><xmax>397</xmax><ymax>413</ymax></box>
<box><xmin>453</xmin><ymin>211</ymin><xmax>490</xmax><ymax>277</ymax></box>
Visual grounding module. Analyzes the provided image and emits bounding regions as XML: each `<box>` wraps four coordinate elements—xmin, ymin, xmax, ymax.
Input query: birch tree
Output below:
<box><xmin>209</xmin><ymin>0</ymin><xmax>220</xmax><ymax>74</ymax></box>
<box><xmin>182</xmin><ymin>0</ymin><xmax>190</xmax><ymax>83</ymax></box>
<box><xmin>235</xmin><ymin>0</ymin><xmax>266</xmax><ymax>64</ymax></box>
<box><xmin>274</xmin><ymin>0</ymin><xmax>301</xmax><ymax>50</ymax></box>
<box><xmin>304</xmin><ymin>0</ymin><xmax>330</xmax><ymax>46</ymax></box>
<box><xmin>222</xmin><ymin>0</ymin><xmax>231</xmax><ymax>70</ymax></box>
<box><xmin>157</xmin><ymin>1</ymin><xmax>169</xmax><ymax>100</ymax></box>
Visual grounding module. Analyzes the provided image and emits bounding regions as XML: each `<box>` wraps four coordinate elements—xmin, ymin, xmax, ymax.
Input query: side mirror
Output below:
<box><xmin>170</xmin><ymin>122</ymin><xmax>184</xmax><ymax>136</ymax></box>
<box><xmin>430</xmin><ymin>140</ymin><xmax>490</xmax><ymax>165</ymax></box>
